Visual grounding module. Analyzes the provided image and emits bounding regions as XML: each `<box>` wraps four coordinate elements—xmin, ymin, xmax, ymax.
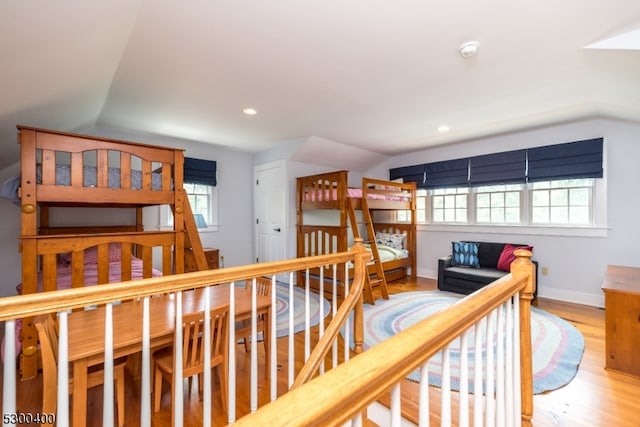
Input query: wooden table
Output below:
<box><xmin>602</xmin><ymin>265</ymin><xmax>640</xmax><ymax>377</ymax></box>
<box><xmin>66</xmin><ymin>284</ymin><xmax>271</xmax><ymax>426</ymax></box>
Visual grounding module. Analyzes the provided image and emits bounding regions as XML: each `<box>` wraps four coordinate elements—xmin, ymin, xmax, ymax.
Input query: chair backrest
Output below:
<box><xmin>34</xmin><ymin>315</ymin><xmax>60</xmax><ymax>413</ymax></box>
<box><xmin>245</xmin><ymin>276</ymin><xmax>272</xmax><ymax>297</ymax></box>
<box><xmin>179</xmin><ymin>305</ymin><xmax>229</xmax><ymax>377</ymax></box>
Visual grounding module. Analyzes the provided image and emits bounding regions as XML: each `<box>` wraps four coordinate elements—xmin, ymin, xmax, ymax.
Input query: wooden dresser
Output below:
<box><xmin>602</xmin><ymin>265</ymin><xmax>640</xmax><ymax>377</ymax></box>
<box><xmin>184</xmin><ymin>247</ymin><xmax>219</xmax><ymax>272</ymax></box>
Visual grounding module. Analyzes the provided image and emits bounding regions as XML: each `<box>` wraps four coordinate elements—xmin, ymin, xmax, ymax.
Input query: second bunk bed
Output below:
<box><xmin>296</xmin><ymin>170</ymin><xmax>416</xmax><ymax>304</ymax></box>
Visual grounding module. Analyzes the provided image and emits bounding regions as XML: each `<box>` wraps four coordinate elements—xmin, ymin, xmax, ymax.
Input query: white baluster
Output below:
<box><xmin>485</xmin><ymin>310</ymin><xmax>496</xmax><ymax>427</ymax></box>
<box><xmin>103</xmin><ymin>302</ymin><xmax>114</xmax><ymax>427</ymax></box>
<box><xmin>2</xmin><ymin>320</ymin><xmax>16</xmax><ymax>426</ymax></box>
<box><xmin>390</xmin><ymin>383</ymin><xmax>402</xmax><ymax>427</ymax></box>
<box><xmin>332</xmin><ymin>265</ymin><xmax>338</xmax><ymax>368</ymax></box>
<box><xmin>319</xmin><ymin>268</ymin><xmax>325</xmax><ymax>375</ymax></box>
<box><xmin>343</xmin><ymin>264</ymin><xmax>350</xmax><ymax>362</ymax></box>
<box><xmin>140</xmin><ymin>297</ymin><xmax>151</xmax><ymax>427</ymax></box>
<box><xmin>459</xmin><ymin>331</ymin><xmax>469</xmax><ymax>427</ymax></box>
<box><xmin>496</xmin><ymin>305</ymin><xmax>505</xmax><ymax>427</ymax></box>
<box><xmin>250</xmin><ymin>278</ymin><xmax>258</xmax><ymax>412</ymax></box>
<box><xmin>174</xmin><ymin>291</ymin><xmax>183</xmax><ymax>427</ymax></box>
<box><xmin>513</xmin><ymin>295</ymin><xmax>522</xmax><ymax>425</ymax></box>
<box><xmin>228</xmin><ymin>281</ymin><xmax>237</xmax><ymax>424</ymax></box>
<box><xmin>288</xmin><ymin>276</ymin><xmax>295</xmax><ymax>388</ymax></box>
<box><xmin>418</xmin><ymin>363</ymin><xmax>430</xmax><ymax>427</ymax></box>
<box><xmin>57</xmin><ymin>311</ymin><xmax>69</xmax><ymax>426</ymax></box>
<box><xmin>505</xmin><ymin>299</ymin><xmax>514</xmax><ymax>425</ymax></box>
<box><xmin>441</xmin><ymin>347</ymin><xmax>451</xmax><ymax>426</ymax></box>
<box><xmin>473</xmin><ymin>320</ymin><xmax>484</xmax><ymax>427</ymax></box>
<box><xmin>203</xmin><ymin>286</ymin><xmax>212</xmax><ymax>427</ymax></box>
<box><xmin>305</xmin><ymin>275</ymin><xmax>311</xmax><ymax>360</ymax></box>
<box><xmin>270</xmin><ymin>275</ymin><xmax>278</xmax><ymax>401</ymax></box>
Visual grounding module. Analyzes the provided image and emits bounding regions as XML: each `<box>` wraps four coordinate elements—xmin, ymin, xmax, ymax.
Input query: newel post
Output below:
<box><xmin>511</xmin><ymin>249</ymin><xmax>536</xmax><ymax>427</ymax></box>
<box><xmin>350</xmin><ymin>238</ymin><xmax>369</xmax><ymax>355</ymax></box>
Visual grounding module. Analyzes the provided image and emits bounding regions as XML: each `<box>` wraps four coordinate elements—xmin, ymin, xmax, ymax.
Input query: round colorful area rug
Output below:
<box><xmin>273</xmin><ymin>282</ymin><xmax>331</xmax><ymax>338</ymax></box>
<box><xmin>359</xmin><ymin>291</ymin><xmax>584</xmax><ymax>394</ymax></box>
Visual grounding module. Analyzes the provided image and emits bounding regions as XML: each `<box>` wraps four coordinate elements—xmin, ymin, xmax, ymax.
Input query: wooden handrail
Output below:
<box><xmin>233</xmin><ymin>250</ymin><xmax>536</xmax><ymax>427</ymax></box>
<box><xmin>292</xmin><ymin>243</ymin><xmax>370</xmax><ymax>388</ymax></box>
<box><xmin>0</xmin><ymin>248</ymin><xmax>365</xmax><ymax>322</ymax></box>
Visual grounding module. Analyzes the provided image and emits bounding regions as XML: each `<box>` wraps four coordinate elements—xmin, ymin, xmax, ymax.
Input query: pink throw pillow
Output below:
<box><xmin>497</xmin><ymin>244</ymin><xmax>533</xmax><ymax>272</ymax></box>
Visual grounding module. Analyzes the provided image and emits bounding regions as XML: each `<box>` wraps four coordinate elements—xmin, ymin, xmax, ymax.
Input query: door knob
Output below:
<box><xmin>274</xmin><ymin>227</ymin><xmax>281</xmax><ymax>232</ymax></box>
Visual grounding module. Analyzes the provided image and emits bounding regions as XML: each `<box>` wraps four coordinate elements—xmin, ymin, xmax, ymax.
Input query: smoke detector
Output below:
<box><xmin>459</xmin><ymin>41</ymin><xmax>480</xmax><ymax>58</ymax></box>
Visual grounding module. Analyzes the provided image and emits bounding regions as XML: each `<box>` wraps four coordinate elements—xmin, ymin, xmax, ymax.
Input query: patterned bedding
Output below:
<box><xmin>303</xmin><ymin>187</ymin><xmax>410</xmax><ymax>202</ymax></box>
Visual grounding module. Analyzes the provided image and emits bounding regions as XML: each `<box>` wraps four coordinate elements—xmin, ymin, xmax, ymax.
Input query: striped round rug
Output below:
<box><xmin>274</xmin><ymin>282</ymin><xmax>331</xmax><ymax>338</ymax></box>
<box><xmin>360</xmin><ymin>291</ymin><xmax>584</xmax><ymax>394</ymax></box>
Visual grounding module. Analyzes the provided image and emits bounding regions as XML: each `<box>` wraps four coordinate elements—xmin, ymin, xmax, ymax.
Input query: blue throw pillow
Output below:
<box><xmin>451</xmin><ymin>241</ymin><xmax>480</xmax><ymax>268</ymax></box>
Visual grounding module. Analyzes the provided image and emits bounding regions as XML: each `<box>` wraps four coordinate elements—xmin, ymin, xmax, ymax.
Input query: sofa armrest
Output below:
<box><xmin>438</xmin><ymin>255</ymin><xmax>452</xmax><ymax>289</ymax></box>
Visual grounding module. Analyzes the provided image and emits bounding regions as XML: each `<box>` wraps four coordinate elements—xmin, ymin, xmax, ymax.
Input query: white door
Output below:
<box><xmin>254</xmin><ymin>160</ymin><xmax>286</xmax><ymax>264</ymax></box>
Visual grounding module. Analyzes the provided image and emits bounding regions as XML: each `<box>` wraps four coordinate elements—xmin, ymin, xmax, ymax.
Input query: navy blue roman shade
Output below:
<box><xmin>469</xmin><ymin>149</ymin><xmax>526</xmax><ymax>186</ymax></box>
<box><xmin>390</xmin><ymin>158</ymin><xmax>470</xmax><ymax>189</ymax></box>
<box><xmin>527</xmin><ymin>138</ymin><xmax>603</xmax><ymax>182</ymax></box>
<box><xmin>389</xmin><ymin>164</ymin><xmax>425</xmax><ymax>185</ymax></box>
<box><xmin>423</xmin><ymin>158</ymin><xmax>469</xmax><ymax>189</ymax></box>
<box><xmin>184</xmin><ymin>157</ymin><xmax>217</xmax><ymax>186</ymax></box>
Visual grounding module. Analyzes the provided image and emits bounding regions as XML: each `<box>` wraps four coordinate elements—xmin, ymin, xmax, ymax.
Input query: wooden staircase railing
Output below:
<box><xmin>233</xmin><ymin>250</ymin><xmax>536</xmax><ymax>427</ymax></box>
<box><xmin>292</xmin><ymin>242</ymin><xmax>370</xmax><ymax>387</ymax></box>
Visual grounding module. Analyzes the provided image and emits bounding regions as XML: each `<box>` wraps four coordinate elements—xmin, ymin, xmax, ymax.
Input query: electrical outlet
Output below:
<box><xmin>541</xmin><ymin>266</ymin><xmax>549</xmax><ymax>275</ymax></box>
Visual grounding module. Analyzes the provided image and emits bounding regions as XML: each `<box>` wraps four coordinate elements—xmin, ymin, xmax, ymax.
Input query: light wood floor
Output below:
<box><xmin>4</xmin><ymin>277</ymin><xmax>640</xmax><ymax>426</ymax></box>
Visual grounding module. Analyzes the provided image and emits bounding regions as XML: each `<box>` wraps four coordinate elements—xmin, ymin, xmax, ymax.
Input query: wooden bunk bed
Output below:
<box><xmin>11</xmin><ymin>125</ymin><xmax>210</xmax><ymax>379</ymax></box>
<box><xmin>296</xmin><ymin>170</ymin><xmax>416</xmax><ymax>304</ymax></box>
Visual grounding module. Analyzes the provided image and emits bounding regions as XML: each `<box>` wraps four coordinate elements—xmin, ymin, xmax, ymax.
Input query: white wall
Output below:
<box><xmin>0</xmin><ymin>162</ymin><xmax>22</xmax><ymax>297</ymax></box>
<box><xmin>368</xmin><ymin>118</ymin><xmax>640</xmax><ymax>307</ymax></box>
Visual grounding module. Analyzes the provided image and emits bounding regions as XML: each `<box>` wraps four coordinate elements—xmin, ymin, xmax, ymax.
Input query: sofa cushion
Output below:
<box><xmin>451</xmin><ymin>241</ymin><xmax>480</xmax><ymax>268</ymax></box>
<box><xmin>497</xmin><ymin>244</ymin><xmax>534</xmax><ymax>271</ymax></box>
<box><xmin>477</xmin><ymin>242</ymin><xmax>507</xmax><ymax>268</ymax></box>
<box><xmin>445</xmin><ymin>266</ymin><xmax>507</xmax><ymax>284</ymax></box>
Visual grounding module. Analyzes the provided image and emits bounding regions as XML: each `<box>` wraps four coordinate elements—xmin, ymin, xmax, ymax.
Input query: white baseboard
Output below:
<box><xmin>416</xmin><ymin>269</ymin><xmax>604</xmax><ymax>308</ymax></box>
<box><xmin>419</xmin><ymin>268</ymin><xmax>437</xmax><ymax>280</ymax></box>
<box><xmin>538</xmin><ymin>288</ymin><xmax>604</xmax><ymax>308</ymax></box>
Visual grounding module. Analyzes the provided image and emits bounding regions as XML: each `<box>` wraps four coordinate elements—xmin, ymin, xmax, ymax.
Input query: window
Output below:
<box><xmin>414</xmin><ymin>179</ymin><xmax>596</xmax><ymax>227</ymax></box>
<box><xmin>530</xmin><ymin>179</ymin><xmax>592</xmax><ymax>225</ymax></box>
<box><xmin>393</xmin><ymin>137</ymin><xmax>603</xmax><ymax>231</ymax></box>
<box><xmin>164</xmin><ymin>184</ymin><xmax>218</xmax><ymax>229</ymax></box>
<box><xmin>185</xmin><ymin>183</ymin><xmax>211</xmax><ymax>219</ymax></box>
<box><xmin>432</xmin><ymin>188</ymin><xmax>468</xmax><ymax>223</ymax></box>
<box><xmin>476</xmin><ymin>184</ymin><xmax>522</xmax><ymax>224</ymax></box>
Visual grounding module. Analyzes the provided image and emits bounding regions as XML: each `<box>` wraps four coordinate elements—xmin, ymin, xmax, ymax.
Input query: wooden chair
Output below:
<box><xmin>153</xmin><ymin>306</ymin><xmax>229</xmax><ymax>424</ymax></box>
<box><xmin>34</xmin><ymin>314</ymin><xmax>126</xmax><ymax>427</ymax></box>
<box><xmin>235</xmin><ymin>277</ymin><xmax>272</xmax><ymax>352</ymax></box>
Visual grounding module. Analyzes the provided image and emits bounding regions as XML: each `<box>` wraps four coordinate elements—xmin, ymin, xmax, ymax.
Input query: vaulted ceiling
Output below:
<box><xmin>1</xmin><ymin>1</ymin><xmax>639</xmax><ymax>171</ymax></box>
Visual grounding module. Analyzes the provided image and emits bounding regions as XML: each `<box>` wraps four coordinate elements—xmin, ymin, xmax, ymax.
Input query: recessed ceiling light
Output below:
<box><xmin>242</xmin><ymin>108</ymin><xmax>257</xmax><ymax>115</ymax></box>
<box><xmin>437</xmin><ymin>125</ymin><xmax>450</xmax><ymax>133</ymax></box>
<box><xmin>459</xmin><ymin>41</ymin><xmax>479</xmax><ymax>58</ymax></box>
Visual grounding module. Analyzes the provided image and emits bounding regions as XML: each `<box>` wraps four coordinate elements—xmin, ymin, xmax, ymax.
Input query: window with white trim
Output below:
<box><xmin>165</xmin><ymin>184</ymin><xmax>218</xmax><ymax>228</ymax></box>
<box><xmin>415</xmin><ymin>179</ymin><xmax>597</xmax><ymax>227</ymax></box>
<box><xmin>530</xmin><ymin>179</ymin><xmax>592</xmax><ymax>225</ymax></box>
<box><xmin>432</xmin><ymin>187</ymin><xmax>468</xmax><ymax>223</ymax></box>
<box><xmin>476</xmin><ymin>184</ymin><xmax>522</xmax><ymax>224</ymax></box>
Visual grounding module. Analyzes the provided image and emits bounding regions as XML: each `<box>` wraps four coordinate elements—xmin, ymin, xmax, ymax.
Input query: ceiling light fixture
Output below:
<box><xmin>242</xmin><ymin>107</ymin><xmax>257</xmax><ymax>115</ymax></box>
<box><xmin>437</xmin><ymin>125</ymin><xmax>450</xmax><ymax>133</ymax></box>
<box><xmin>459</xmin><ymin>41</ymin><xmax>480</xmax><ymax>58</ymax></box>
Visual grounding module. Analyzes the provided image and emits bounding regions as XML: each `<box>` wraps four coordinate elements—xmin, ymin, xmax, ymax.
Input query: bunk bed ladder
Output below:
<box><xmin>359</xmin><ymin>198</ymin><xmax>390</xmax><ymax>304</ymax></box>
<box><xmin>175</xmin><ymin>197</ymin><xmax>209</xmax><ymax>272</ymax></box>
